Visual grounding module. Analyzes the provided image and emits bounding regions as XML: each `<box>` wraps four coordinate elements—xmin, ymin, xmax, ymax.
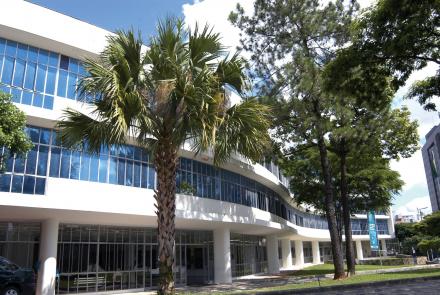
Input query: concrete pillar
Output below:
<box><xmin>266</xmin><ymin>235</ymin><xmax>280</xmax><ymax>274</ymax></box>
<box><xmin>213</xmin><ymin>228</ymin><xmax>232</xmax><ymax>284</ymax></box>
<box><xmin>281</xmin><ymin>239</ymin><xmax>293</xmax><ymax>269</ymax></box>
<box><xmin>356</xmin><ymin>240</ymin><xmax>364</xmax><ymax>261</ymax></box>
<box><xmin>312</xmin><ymin>241</ymin><xmax>320</xmax><ymax>264</ymax></box>
<box><xmin>36</xmin><ymin>219</ymin><xmax>59</xmax><ymax>295</ymax></box>
<box><xmin>381</xmin><ymin>239</ymin><xmax>388</xmax><ymax>257</ymax></box>
<box><xmin>294</xmin><ymin>240</ymin><xmax>304</xmax><ymax>267</ymax></box>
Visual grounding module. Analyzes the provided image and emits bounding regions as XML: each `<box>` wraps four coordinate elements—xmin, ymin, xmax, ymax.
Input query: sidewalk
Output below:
<box><xmin>121</xmin><ymin>264</ymin><xmax>440</xmax><ymax>295</ymax></box>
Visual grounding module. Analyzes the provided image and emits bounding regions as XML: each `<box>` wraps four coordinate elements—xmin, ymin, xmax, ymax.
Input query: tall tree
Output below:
<box><xmin>58</xmin><ymin>19</ymin><xmax>271</xmax><ymax>295</ymax></box>
<box><xmin>342</xmin><ymin>0</ymin><xmax>440</xmax><ymax>110</ymax></box>
<box><xmin>0</xmin><ymin>91</ymin><xmax>32</xmax><ymax>171</ymax></box>
<box><xmin>231</xmin><ymin>0</ymin><xmax>358</xmax><ymax>279</ymax></box>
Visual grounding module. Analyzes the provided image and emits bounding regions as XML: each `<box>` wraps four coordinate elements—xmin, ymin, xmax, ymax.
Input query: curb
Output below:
<box><xmin>255</xmin><ymin>275</ymin><xmax>440</xmax><ymax>294</ymax></box>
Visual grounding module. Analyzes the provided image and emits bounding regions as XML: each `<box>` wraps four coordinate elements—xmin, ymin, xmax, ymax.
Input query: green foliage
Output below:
<box><xmin>395</xmin><ymin>223</ymin><xmax>417</xmax><ymax>243</ymax></box>
<box><xmin>0</xmin><ymin>91</ymin><xmax>33</xmax><ymax>171</ymax></box>
<box><xmin>415</xmin><ymin>211</ymin><xmax>440</xmax><ymax>237</ymax></box>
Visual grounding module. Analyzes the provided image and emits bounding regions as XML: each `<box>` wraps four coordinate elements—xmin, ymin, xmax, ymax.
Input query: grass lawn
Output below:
<box><xmin>177</xmin><ymin>268</ymin><xmax>440</xmax><ymax>295</ymax></box>
<box><xmin>292</xmin><ymin>263</ymin><xmax>408</xmax><ymax>276</ymax></box>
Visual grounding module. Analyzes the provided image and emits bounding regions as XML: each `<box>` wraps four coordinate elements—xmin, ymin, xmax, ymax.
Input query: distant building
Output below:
<box><xmin>422</xmin><ymin>125</ymin><xmax>440</xmax><ymax>212</ymax></box>
<box><xmin>394</xmin><ymin>214</ymin><xmax>417</xmax><ymax>224</ymax></box>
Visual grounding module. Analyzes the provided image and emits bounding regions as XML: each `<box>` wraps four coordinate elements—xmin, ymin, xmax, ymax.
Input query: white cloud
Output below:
<box><xmin>182</xmin><ymin>0</ymin><xmax>254</xmax><ymax>51</ymax></box>
<box><xmin>393</xmin><ymin>196</ymin><xmax>432</xmax><ymax>217</ymax></box>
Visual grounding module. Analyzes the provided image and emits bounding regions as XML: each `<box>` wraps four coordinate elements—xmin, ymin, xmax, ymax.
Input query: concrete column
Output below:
<box><xmin>36</xmin><ymin>219</ymin><xmax>59</xmax><ymax>295</ymax></box>
<box><xmin>213</xmin><ymin>228</ymin><xmax>232</xmax><ymax>284</ymax></box>
<box><xmin>381</xmin><ymin>239</ymin><xmax>388</xmax><ymax>257</ymax></box>
<box><xmin>356</xmin><ymin>240</ymin><xmax>364</xmax><ymax>261</ymax></box>
<box><xmin>294</xmin><ymin>240</ymin><xmax>304</xmax><ymax>267</ymax></box>
<box><xmin>312</xmin><ymin>241</ymin><xmax>320</xmax><ymax>264</ymax></box>
<box><xmin>266</xmin><ymin>235</ymin><xmax>280</xmax><ymax>274</ymax></box>
<box><xmin>281</xmin><ymin>239</ymin><xmax>293</xmax><ymax>269</ymax></box>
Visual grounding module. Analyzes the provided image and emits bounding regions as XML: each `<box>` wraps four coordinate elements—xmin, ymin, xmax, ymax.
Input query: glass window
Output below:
<box><xmin>1</xmin><ymin>56</ymin><xmax>14</xmax><ymax>84</ymax></box>
<box><xmin>17</xmin><ymin>44</ymin><xmax>28</xmax><ymax>60</ymax></box>
<box><xmin>141</xmin><ymin>163</ymin><xmax>148</xmax><ymax>188</ymax></box>
<box><xmin>11</xmin><ymin>175</ymin><xmax>23</xmax><ymax>193</ymax></box>
<box><xmin>23</xmin><ymin>176</ymin><xmax>35</xmax><ymax>194</ymax></box>
<box><xmin>24</xmin><ymin>61</ymin><xmax>36</xmax><ymax>90</ymax></box>
<box><xmin>27</xmin><ymin>46</ymin><xmax>38</xmax><ymax>62</ymax></box>
<box><xmin>21</xmin><ymin>90</ymin><xmax>32</xmax><ymax>105</ymax></box>
<box><xmin>148</xmin><ymin>165</ymin><xmax>155</xmax><ymax>189</ymax></box>
<box><xmin>126</xmin><ymin>160</ymin><xmax>133</xmax><ymax>186</ymax></box>
<box><xmin>80</xmin><ymin>153</ymin><xmax>90</xmax><ymax>181</ymax></box>
<box><xmin>118</xmin><ymin>159</ymin><xmax>126</xmax><ymax>185</ymax></box>
<box><xmin>89</xmin><ymin>156</ymin><xmax>99</xmax><ymax>182</ymax></box>
<box><xmin>37</xmin><ymin>146</ymin><xmax>49</xmax><ymax>176</ymax></box>
<box><xmin>39</xmin><ymin>129</ymin><xmax>51</xmax><ymax>144</ymax></box>
<box><xmin>35</xmin><ymin>64</ymin><xmax>47</xmax><ymax>92</ymax></box>
<box><xmin>134</xmin><ymin>161</ymin><xmax>141</xmax><ymax>187</ymax></box>
<box><xmin>25</xmin><ymin>146</ymin><xmax>38</xmax><ymax>174</ymax></box>
<box><xmin>57</xmin><ymin>69</ymin><xmax>68</xmax><ymax>97</ymax></box>
<box><xmin>66</xmin><ymin>73</ymin><xmax>77</xmax><ymax>99</ymax></box>
<box><xmin>5</xmin><ymin>40</ymin><xmax>17</xmax><ymax>56</ymax></box>
<box><xmin>14</xmin><ymin>156</ymin><xmax>25</xmax><ymax>173</ymax></box>
<box><xmin>70</xmin><ymin>151</ymin><xmax>80</xmax><ymax>180</ymax></box>
<box><xmin>0</xmin><ymin>38</ymin><xmax>5</xmax><ymax>54</ymax></box>
<box><xmin>60</xmin><ymin>55</ymin><xmax>69</xmax><ymax>70</ymax></box>
<box><xmin>12</xmin><ymin>59</ymin><xmax>25</xmax><ymax>87</ymax></box>
<box><xmin>98</xmin><ymin>155</ymin><xmax>108</xmax><ymax>183</ymax></box>
<box><xmin>109</xmin><ymin>157</ymin><xmax>117</xmax><ymax>184</ymax></box>
<box><xmin>43</xmin><ymin>95</ymin><xmax>53</xmax><ymax>109</ymax></box>
<box><xmin>32</xmin><ymin>93</ymin><xmax>43</xmax><ymax>107</ymax></box>
<box><xmin>38</xmin><ymin>49</ymin><xmax>49</xmax><ymax>65</ymax></box>
<box><xmin>48</xmin><ymin>52</ymin><xmax>59</xmax><ymax>67</ymax></box>
<box><xmin>35</xmin><ymin>178</ymin><xmax>45</xmax><ymax>195</ymax></box>
<box><xmin>60</xmin><ymin>149</ymin><xmax>71</xmax><ymax>178</ymax></box>
<box><xmin>0</xmin><ymin>174</ymin><xmax>11</xmax><ymax>192</ymax></box>
<box><xmin>45</xmin><ymin>66</ymin><xmax>56</xmax><ymax>95</ymax></box>
<box><xmin>11</xmin><ymin>88</ymin><xmax>21</xmax><ymax>103</ymax></box>
<box><xmin>49</xmin><ymin>147</ymin><xmax>61</xmax><ymax>177</ymax></box>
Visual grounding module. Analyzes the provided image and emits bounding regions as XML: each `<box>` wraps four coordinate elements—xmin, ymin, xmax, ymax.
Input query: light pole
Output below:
<box><xmin>417</xmin><ymin>207</ymin><xmax>428</xmax><ymax>221</ymax></box>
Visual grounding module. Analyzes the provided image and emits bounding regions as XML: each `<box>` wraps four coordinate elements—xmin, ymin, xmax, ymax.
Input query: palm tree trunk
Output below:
<box><xmin>340</xmin><ymin>150</ymin><xmax>356</xmax><ymax>276</ymax></box>
<box><xmin>154</xmin><ymin>140</ymin><xmax>178</xmax><ymax>295</ymax></box>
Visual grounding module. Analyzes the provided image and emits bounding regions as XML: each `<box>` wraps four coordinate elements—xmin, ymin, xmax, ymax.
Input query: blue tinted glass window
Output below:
<box><xmin>5</xmin><ymin>155</ymin><xmax>13</xmax><ymax>172</ymax></box>
<box><xmin>118</xmin><ymin>159</ymin><xmax>126</xmax><ymax>185</ymax></box>
<box><xmin>70</xmin><ymin>151</ymin><xmax>80</xmax><ymax>179</ymax></box>
<box><xmin>49</xmin><ymin>147</ymin><xmax>60</xmax><ymax>177</ymax></box>
<box><xmin>89</xmin><ymin>156</ymin><xmax>99</xmax><ymax>182</ymax></box>
<box><xmin>21</xmin><ymin>90</ymin><xmax>32</xmax><ymax>105</ymax></box>
<box><xmin>27</xmin><ymin>46</ymin><xmax>38</xmax><ymax>62</ymax></box>
<box><xmin>24</xmin><ymin>62</ymin><xmax>36</xmax><ymax>90</ymax></box>
<box><xmin>0</xmin><ymin>85</ymin><xmax>10</xmax><ymax>94</ymax></box>
<box><xmin>126</xmin><ymin>160</ymin><xmax>133</xmax><ymax>186</ymax></box>
<box><xmin>14</xmin><ymin>156</ymin><xmax>25</xmax><ymax>173</ymax></box>
<box><xmin>23</xmin><ymin>176</ymin><xmax>35</xmax><ymax>194</ymax></box>
<box><xmin>37</xmin><ymin>146</ymin><xmax>49</xmax><ymax>176</ymax></box>
<box><xmin>5</xmin><ymin>40</ymin><xmax>17</xmax><ymax>57</ymax></box>
<box><xmin>60</xmin><ymin>55</ymin><xmax>69</xmax><ymax>70</ymax></box>
<box><xmin>26</xmin><ymin>126</ymin><xmax>40</xmax><ymax>143</ymax></box>
<box><xmin>148</xmin><ymin>165</ymin><xmax>155</xmax><ymax>189</ymax></box>
<box><xmin>57</xmin><ymin>69</ymin><xmax>68</xmax><ymax>97</ymax></box>
<box><xmin>141</xmin><ymin>164</ymin><xmax>148</xmax><ymax>188</ymax></box>
<box><xmin>17</xmin><ymin>44</ymin><xmax>28</xmax><ymax>60</ymax></box>
<box><xmin>35</xmin><ymin>64</ymin><xmax>47</xmax><ymax>92</ymax></box>
<box><xmin>78</xmin><ymin>63</ymin><xmax>87</xmax><ymax>76</ymax></box>
<box><xmin>0</xmin><ymin>38</ymin><xmax>5</xmax><ymax>54</ymax></box>
<box><xmin>43</xmin><ymin>95</ymin><xmax>53</xmax><ymax>109</ymax></box>
<box><xmin>25</xmin><ymin>146</ymin><xmax>38</xmax><ymax>174</ymax></box>
<box><xmin>60</xmin><ymin>149</ymin><xmax>71</xmax><ymax>178</ymax></box>
<box><xmin>35</xmin><ymin>178</ymin><xmax>45</xmax><ymax>194</ymax></box>
<box><xmin>12</xmin><ymin>59</ymin><xmax>25</xmax><ymax>87</ymax></box>
<box><xmin>69</xmin><ymin>59</ymin><xmax>79</xmax><ymax>73</ymax></box>
<box><xmin>11</xmin><ymin>175</ymin><xmax>23</xmax><ymax>193</ymax></box>
<box><xmin>80</xmin><ymin>153</ymin><xmax>90</xmax><ymax>181</ymax></box>
<box><xmin>32</xmin><ymin>93</ymin><xmax>43</xmax><ymax>107</ymax></box>
<box><xmin>38</xmin><ymin>49</ymin><xmax>49</xmax><ymax>65</ymax></box>
<box><xmin>39</xmin><ymin>129</ymin><xmax>51</xmax><ymax>144</ymax></box>
<box><xmin>0</xmin><ymin>174</ymin><xmax>11</xmax><ymax>192</ymax></box>
<box><xmin>0</xmin><ymin>55</ymin><xmax>3</xmax><ymax>77</ymax></box>
<box><xmin>109</xmin><ymin>157</ymin><xmax>117</xmax><ymax>184</ymax></box>
<box><xmin>134</xmin><ymin>161</ymin><xmax>141</xmax><ymax>187</ymax></box>
<box><xmin>98</xmin><ymin>155</ymin><xmax>108</xmax><ymax>183</ymax></box>
<box><xmin>1</xmin><ymin>56</ymin><xmax>14</xmax><ymax>84</ymax></box>
<box><xmin>48</xmin><ymin>52</ymin><xmax>58</xmax><ymax>67</ymax></box>
<box><xmin>11</xmin><ymin>88</ymin><xmax>21</xmax><ymax>103</ymax></box>
<box><xmin>45</xmin><ymin>66</ymin><xmax>56</xmax><ymax>95</ymax></box>
<box><xmin>66</xmin><ymin>73</ymin><xmax>77</xmax><ymax>99</ymax></box>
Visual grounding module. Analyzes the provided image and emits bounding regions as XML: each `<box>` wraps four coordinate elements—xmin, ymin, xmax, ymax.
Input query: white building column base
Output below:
<box><xmin>36</xmin><ymin>219</ymin><xmax>59</xmax><ymax>295</ymax></box>
<box><xmin>312</xmin><ymin>241</ymin><xmax>320</xmax><ymax>264</ymax></box>
<box><xmin>266</xmin><ymin>235</ymin><xmax>280</xmax><ymax>274</ymax></box>
<box><xmin>356</xmin><ymin>240</ymin><xmax>364</xmax><ymax>261</ymax></box>
<box><xmin>281</xmin><ymin>239</ymin><xmax>293</xmax><ymax>269</ymax></box>
<box><xmin>213</xmin><ymin>228</ymin><xmax>232</xmax><ymax>284</ymax></box>
<box><xmin>294</xmin><ymin>240</ymin><xmax>304</xmax><ymax>267</ymax></box>
<box><xmin>381</xmin><ymin>239</ymin><xmax>388</xmax><ymax>257</ymax></box>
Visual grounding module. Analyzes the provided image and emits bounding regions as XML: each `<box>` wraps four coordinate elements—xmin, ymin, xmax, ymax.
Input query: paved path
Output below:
<box><xmin>301</xmin><ymin>277</ymin><xmax>440</xmax><ymax>294</ymax></box>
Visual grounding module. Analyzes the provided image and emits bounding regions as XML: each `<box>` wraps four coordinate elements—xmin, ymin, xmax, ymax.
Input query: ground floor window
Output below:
<box><xmin>0</xmin><ymin>222</ymin><xmax>40</xmax><ymax>269</ymax></box>
<box><xmin>56</xmin><ymin>224</ymin><xmax>213</xmax><ymax>293</ymax></box>
<box><xmin>230</xmin><ymin>233</ymin><xmax>267</xmax><ymax>277</ymax></box>
<box><xmin>303</xmin><ymin>241</ymin><xmax>313</xmax><ymax>263</ymax></box>
<box><xmin>319</xmin><ymin>242</ymin><xmax>332</xmax><ymax>263</ymax></box>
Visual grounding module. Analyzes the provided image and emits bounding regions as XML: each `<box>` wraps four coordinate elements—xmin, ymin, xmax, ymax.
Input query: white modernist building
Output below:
<box><xmin>0</xmin><ymin>1</ymin><xmax>394</xmax><ymax>295</ymax></box>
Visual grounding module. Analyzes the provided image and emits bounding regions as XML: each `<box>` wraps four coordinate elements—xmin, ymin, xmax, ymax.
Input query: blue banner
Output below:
<box><xmin>368</xmin><ymin>210</ymin><xmax>379</xmax><ymax>251</ymax></box>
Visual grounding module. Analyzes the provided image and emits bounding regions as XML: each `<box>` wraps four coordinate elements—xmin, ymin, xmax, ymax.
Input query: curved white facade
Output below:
<box><xmin>0</xmin><ymin>1</ymin><xmax>394</xmax><ymax>295</ymax></box>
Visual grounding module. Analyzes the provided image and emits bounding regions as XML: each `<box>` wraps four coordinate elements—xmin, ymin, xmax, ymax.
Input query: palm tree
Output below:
<box><xmin>58</xmin><ymin>18</ymin><xmax>271</xmax><ymax>295</ymax></box>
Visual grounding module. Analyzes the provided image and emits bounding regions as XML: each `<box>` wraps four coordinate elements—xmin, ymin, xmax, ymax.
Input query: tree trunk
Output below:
<box><xmin>154</xmin><ymin>140</ymin><xmax>178</xmax><ymax>295</ymax></box>
<box><xmin>316</xmin><ymin>134</ymin><xmax>346</xmax><ymax>280</ymax></box>
<box><xmin>340</xmin><ymin>150</ymin><xmax>356</xmax><ymax>276</ymax></box>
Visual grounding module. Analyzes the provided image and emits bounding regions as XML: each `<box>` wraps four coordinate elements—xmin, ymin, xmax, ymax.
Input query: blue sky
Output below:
<box><xmin>28</xmin><ymin>0</ymin><xmax>188</xmax><ymax>41</ymax></box>
<box><xmin>28</xmin><ymin>0</ymin><xmax>438</xmax><ymax>217</ymax></box>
